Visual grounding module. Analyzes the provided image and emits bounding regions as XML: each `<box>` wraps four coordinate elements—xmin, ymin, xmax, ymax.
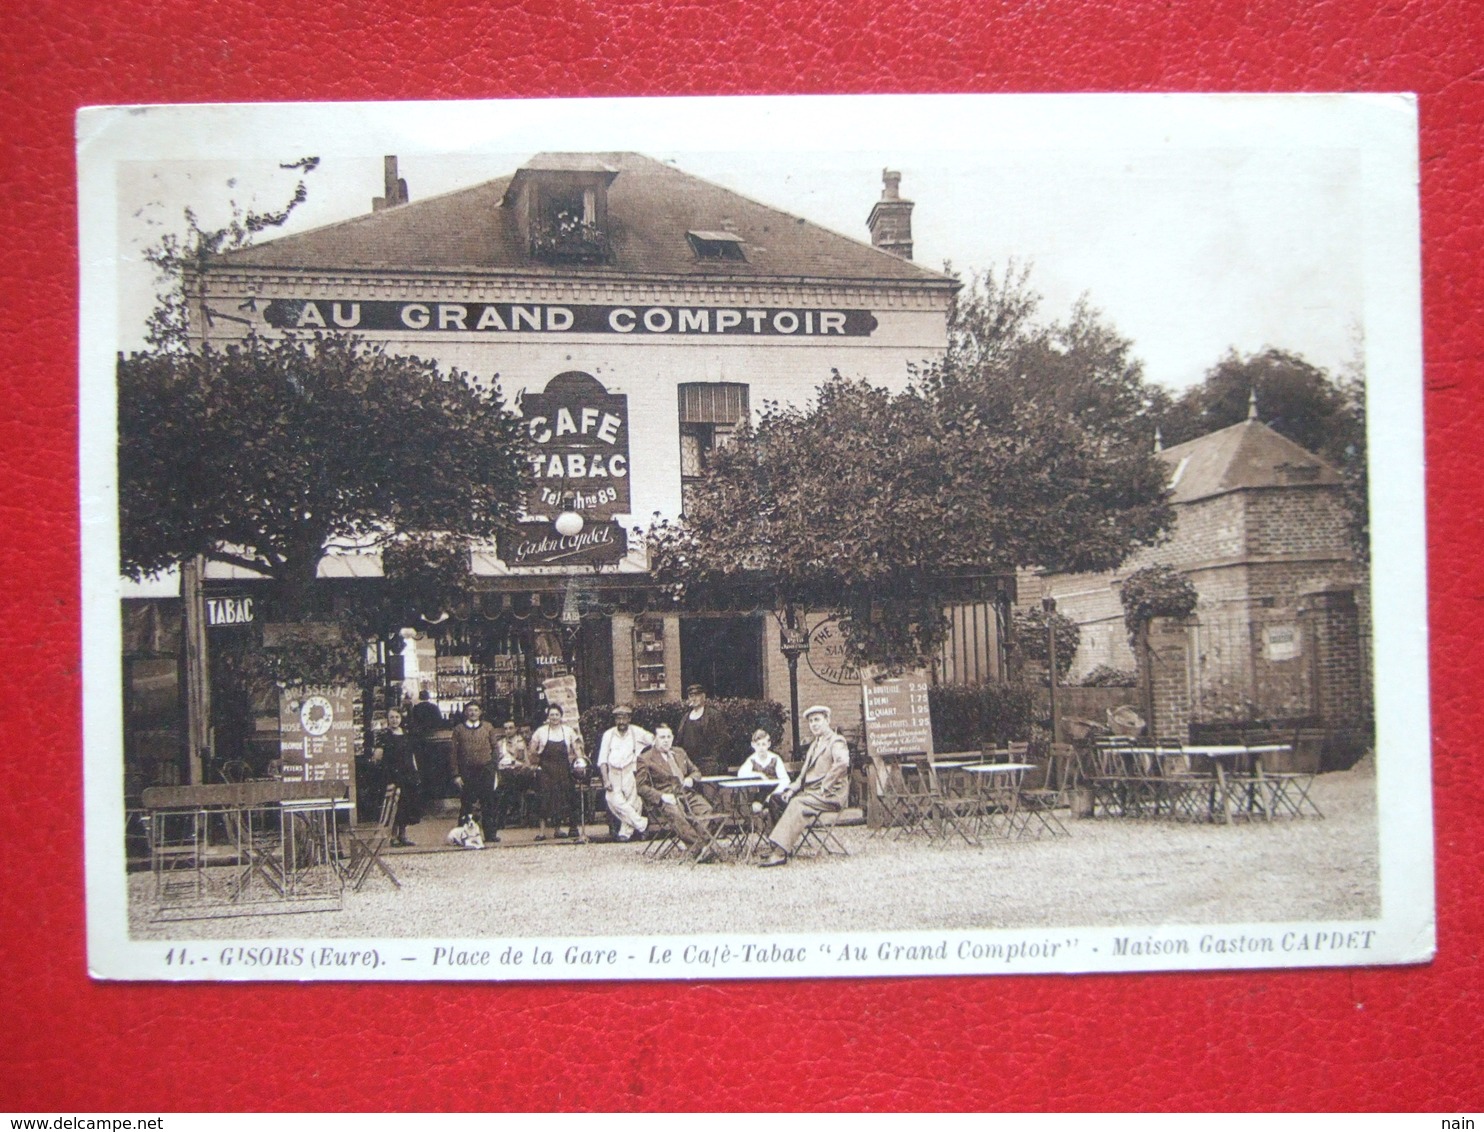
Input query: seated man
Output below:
<box><xmin>636</xmin><ymin>723</ymin><xmax>722</xmax><ymax>860</ymax></box>
<box><xmin>495</xmin><ymin>720</ymin><xmax>539</xmax><ymax>829</ymax></box>
<box><xmin>758</xmin><ymin>704</ymin><xmax>851</xmax><ymax>867</ymax></box>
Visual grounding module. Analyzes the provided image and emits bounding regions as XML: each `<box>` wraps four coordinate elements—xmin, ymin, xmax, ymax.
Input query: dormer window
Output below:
<box><xmin>1276</xmin><ymin>462</ymin><xmax>1322</xmax><ymax>484</ymax></box>
<box><xmin>505</xmin><ymin>155</ymin><xmax>617</xmax><ymax>264</ymax></box>
<box><xmin>687</xmin><ymin>230</ymin><xmax>747</xmax><ymax>262</ymax></box>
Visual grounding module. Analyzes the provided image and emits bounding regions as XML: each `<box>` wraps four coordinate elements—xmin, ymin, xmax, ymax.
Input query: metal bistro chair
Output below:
<box><xmin>884</xmin><ymin>756</ymin><xmax>940</xmax><ymax>841</ymax></box>
<box><xmin>344</xmin><ymin>784</ymin><xmax>401</xmax><ymax>892</ymax></box>
<box><xmin>919</xmin><ymin>756</ymin><xmax>982</xmax><ymax>847</ymax></box>
<box><xmin>1257</xmin><ymin>729</ymin><xmax>1324</xmax><ymax>819</ymax></box>
<box><xmin>1016</xmin><ymin>744</ymin><xmax>1075</xmax><ymax>837</ymax></box>
<box><xmin>1089</xmin><ymin>737</ymin><xmax>1138</xmax><ymax>817</ymax></box>
<box><xmin>795</xmin><ymin>806</ymin><xmax>850</xmax><ymax>858</ymax></box>
<box><xmin>140</xmin><ymin>803</ymin><xmax>206</xmax><ymax>908</ymax></box>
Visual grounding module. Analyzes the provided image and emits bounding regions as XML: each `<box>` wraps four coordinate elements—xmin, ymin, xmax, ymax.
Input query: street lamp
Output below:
<box><xmin>778</xmin><ymin>618</ymin><xmax>810</xmax><ymax>754</ymax></box>
<box><xmin>1042</xmin><ymin>594</ymin><xmax>1059</xmax><ymax>745</ymax></box>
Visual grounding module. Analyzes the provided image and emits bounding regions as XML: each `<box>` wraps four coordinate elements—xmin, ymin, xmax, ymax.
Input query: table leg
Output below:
<box><xmin>1216</xmin><ymin>762</ymin><xmax>1232</xmax><ymax>824</ymax></box>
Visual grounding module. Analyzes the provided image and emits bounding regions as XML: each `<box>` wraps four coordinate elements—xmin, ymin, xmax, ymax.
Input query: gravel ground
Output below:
<box><xmin>128</xmin><ymin>765</ymin><xmax>1378</xmax><ymax>941</ymax></box>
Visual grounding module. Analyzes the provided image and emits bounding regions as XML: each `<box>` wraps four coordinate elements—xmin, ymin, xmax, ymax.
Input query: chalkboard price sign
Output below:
<box><xmin>860</xmin><ymin>666</ymin><xmax>934</xmax><ymax>758</ymax></box>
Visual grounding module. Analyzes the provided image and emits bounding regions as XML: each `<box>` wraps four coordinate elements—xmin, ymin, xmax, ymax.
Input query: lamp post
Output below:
<box><xmin>778</xmin><ymin>612</ymin><xmax>809</xmax><ymax>754</ymax></box>
<box><xmin>1042</xmin><ymin>595</ymin><xmax>1059</xmax><ymax>745</ymax></box>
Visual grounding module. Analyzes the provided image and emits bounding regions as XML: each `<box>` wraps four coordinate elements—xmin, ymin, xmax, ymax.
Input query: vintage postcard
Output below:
<box><xmin>78</xmin><ymin>94</ymin><xmax>1430</xmax><ymax>980</ymax></box>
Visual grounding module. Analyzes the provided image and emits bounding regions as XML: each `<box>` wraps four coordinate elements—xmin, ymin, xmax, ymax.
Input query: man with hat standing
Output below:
<box><xmin>676</xmin><ymin>683</ymin><xmax>726</xmax><ymax>776</ymax></box>
<box><xmin>758</xmin><ymin>704</ymin><xmax>851</xmax><ymax>867</ymax></box>
<box><xmin>597</xmin><ymin>705</ymin><xmax>653</xmax><ymax>842</ymax></box>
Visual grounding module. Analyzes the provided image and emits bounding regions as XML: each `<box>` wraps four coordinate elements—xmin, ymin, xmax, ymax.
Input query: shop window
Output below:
<box><xmin>633</xmin><ymin>618</ymin><xmax>667</xmax><ymax>694</ymax></box>
<box><xmin>678</xmin><ymin>382</ymin><xmax>749</xmax><ymax>514</ymax></box>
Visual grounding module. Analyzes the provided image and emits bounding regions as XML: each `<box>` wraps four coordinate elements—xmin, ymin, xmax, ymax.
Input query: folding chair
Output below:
<box><xmin>1253</xmin><ymin>732</ymin><xmax>1324</xmax><ymax>819</ymax></box>
<box><xmin>1088</xmin><ymin>737</ymin><xmax>1138</xmax><ymax>817</ymax></box>
<box><xmin>878</xmin><ymin>757</ymin><xmax>937</xmax><ymax>840</ymax></box>
<box><xmin>687</xmin><ymin>809</ymin><xmax>735</xmax><ymax>864</ymax></box>
<box><xmin>141</xmin><ymin>804</ymin><xmax>206</xmax><ymax>907</ymax></box>
<box><xmin>795</xmin><ymin>807</ymin><xmax>849</xmax><ymax>858</ymax></box>
<box><xmin>344</xmin><ymin>784</ymin><xmax>401</xmax><ymax>892</ymax></box>
<box><xmin>1017</xmin><ymin>744</ymin><xmax>1074</xmax><ymax>837</ymax></box>
<box><xmin>919</xmin><ymin>757</ymin><xmax>982</xmax><ymax>847</ymax></box>
<box><xmin>641</xmin><ymin>821</ymin><xmax>684</xmax><ymax>861</ymax></box>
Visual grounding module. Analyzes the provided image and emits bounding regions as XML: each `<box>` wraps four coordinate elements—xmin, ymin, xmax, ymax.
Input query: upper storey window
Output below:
<box><xmin>506</xmin><ymin>156</ymin><xmax>618</xmax><ymax>264</ymax></box>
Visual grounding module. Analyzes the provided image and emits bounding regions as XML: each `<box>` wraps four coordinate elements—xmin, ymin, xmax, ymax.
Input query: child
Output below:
<box><xmin>736</xmin><ymin>729</ymin><xmax>790</xmax><ymax>826</ymax></box>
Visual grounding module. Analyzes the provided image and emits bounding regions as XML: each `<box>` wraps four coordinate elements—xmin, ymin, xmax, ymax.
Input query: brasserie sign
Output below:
<box><xmin>264</xmin><ymin>299</ymin><xmax>877</xmax><ymax>337</ymax></box>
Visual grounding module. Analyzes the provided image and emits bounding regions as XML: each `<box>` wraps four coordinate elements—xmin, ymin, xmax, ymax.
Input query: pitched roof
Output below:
<box><xmin>1158</xmin><ymin>418</ymin><xmax>1342</xmax><ymax>504</ymax></box>
<box><xmin>218</xmin><ymin>152</ymin><xmax>956</xmax><ymax>288</ymax></box>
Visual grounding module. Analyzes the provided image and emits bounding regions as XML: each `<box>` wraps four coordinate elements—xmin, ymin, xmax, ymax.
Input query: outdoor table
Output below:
<box><xmin>1179</xmin><ymin>746</ymin><xmax>1290</xmax><ymax>823</ymax></box>
<box><xmin>962</xmin><ymin>763</ymin><xmax>1035</xmax><ymax>838</ymax></box>
<box><xmin>141</xmin><ymin>780</ymin><xmax>350</xmax><ymax>919</ymax></box>
<box><xmin>714</xmin><ymin>778</ymin><xmax>777</xmax><ymax>861</ymax></box>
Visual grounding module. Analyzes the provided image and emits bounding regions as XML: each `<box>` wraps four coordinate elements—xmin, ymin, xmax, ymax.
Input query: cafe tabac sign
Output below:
<box><xmin>521</xmin><ymin>370</ymin><xmax>630</xmax><ymax>520</ymax></box>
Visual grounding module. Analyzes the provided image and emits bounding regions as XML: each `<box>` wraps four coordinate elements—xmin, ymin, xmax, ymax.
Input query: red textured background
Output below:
<box><xmin>1</xmin><ymin>0</ymin><xmax>1479</xmax><ymax>1112</ymax></box>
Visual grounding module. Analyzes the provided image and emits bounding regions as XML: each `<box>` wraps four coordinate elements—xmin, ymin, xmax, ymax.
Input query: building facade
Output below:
<box><xmin>124</xmin><ymin>152</ymin><xmax>1017</xmax><ymax>788</ymax></box>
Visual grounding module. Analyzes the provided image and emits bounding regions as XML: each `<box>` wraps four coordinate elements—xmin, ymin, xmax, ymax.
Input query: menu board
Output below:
<box><xmin>279</xmin><ymin>683</ymin><xmax>358</xmax><ymax>803</ymax></box>
<box><xmin>860</xmin><ymin>666</ymin><xmax>934</xmax><ymax>758</ymax></box>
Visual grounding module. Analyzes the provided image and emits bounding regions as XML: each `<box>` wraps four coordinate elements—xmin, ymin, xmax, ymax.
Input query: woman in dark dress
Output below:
<box><xmin>528</xmin><ymin>704</ymin><xmax>586</xmax><ymax>840</ymax></box>
<box><xmin>380</xmin><ymin>708</ymin><xmax>422</xmax><ymax>847</ymax></box>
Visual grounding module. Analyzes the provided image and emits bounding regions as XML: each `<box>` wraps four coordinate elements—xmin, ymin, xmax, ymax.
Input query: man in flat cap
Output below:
<box><xmin>597</xmin><ymin>705</ymin><xmax>653</xmax><ymax>842</ymax></box>
<box><xmin>758</xmin><ymin>704</ymin><xmax>851</xmax><ymax>867</ymax></box>
<box><xmin>676</xmin><ymin>683</ymin><xmax>726</xmax><ymax>776</ymax></box>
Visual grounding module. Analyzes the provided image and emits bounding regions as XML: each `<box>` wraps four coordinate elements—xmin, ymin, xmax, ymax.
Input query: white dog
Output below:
<box><xmin>446</xmin><ymin>816</ymin><xmax>485</xmax><ymax>850</ymax></box>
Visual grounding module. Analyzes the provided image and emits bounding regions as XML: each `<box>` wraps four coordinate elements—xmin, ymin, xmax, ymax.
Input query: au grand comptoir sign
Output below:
<box><xmin>264</xmin><ymin>299</ymin><xmax>878</xmax><ymax>337</ymax></box>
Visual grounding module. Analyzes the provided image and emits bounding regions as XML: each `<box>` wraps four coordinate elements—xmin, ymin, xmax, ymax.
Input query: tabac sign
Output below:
<box><xmin>264</xmin><ymin>300</ymin><xmax>877</xmax><ymax>337</ymax></box>
<box><xmin>522</xmin><ymin>371</ymin><xmax>630</xmax><ymax>519</ymax></box>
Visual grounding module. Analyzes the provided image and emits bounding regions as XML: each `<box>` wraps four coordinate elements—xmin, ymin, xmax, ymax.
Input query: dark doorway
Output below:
<box><xmin>680</xmin><ymin>615</ymin><xmax>764</xmax><ymax>700</ymax></box>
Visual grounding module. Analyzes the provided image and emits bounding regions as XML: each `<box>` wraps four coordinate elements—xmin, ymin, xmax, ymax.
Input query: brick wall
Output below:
<box><xmin>1139</xmin><ymin>616</ymin><xmax>1193</xmax><ymax>742</ymax></box>
<box><xmin>1036</xmin><ymin>480</ymin><xmax>1370</xmax><ymax>726</ymax></box>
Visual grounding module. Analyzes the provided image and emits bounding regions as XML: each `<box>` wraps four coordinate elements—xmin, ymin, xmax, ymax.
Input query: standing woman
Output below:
<box><xmin>528</xmin><ymin>704</ymin><xmax>586</xmax><ymax>841</ymax></box>
<box><xmin>379</xmin><ymin>709</ymin><xmax>422</xmax><ymax>847</ymax></box>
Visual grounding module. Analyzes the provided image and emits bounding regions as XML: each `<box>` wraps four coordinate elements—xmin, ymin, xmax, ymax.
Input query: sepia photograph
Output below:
<box><xmin>77</xmin><ymin>94</ymin><xmax>1430</xmax><ymax>980</ymax></box>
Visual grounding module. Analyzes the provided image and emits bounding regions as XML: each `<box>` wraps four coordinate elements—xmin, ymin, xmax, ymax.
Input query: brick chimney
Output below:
<box><xmin>867</xmin><ymin>169</ymin><xmax>914</xmax><ymax>260</ymax></box>
<box><xmin>372</xmin><ymin>156</ymin><xmax>409</xmax><ymax>211</ymax></box>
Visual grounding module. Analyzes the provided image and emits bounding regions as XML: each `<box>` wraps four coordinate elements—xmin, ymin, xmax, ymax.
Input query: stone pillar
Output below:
<box><xmin>1298</xmin><ymin>586</ymin><xmax>1364</xmax><ymax>729</ymax></box>
<box><xmin>1138</xmin><ymin>617</ymin><xmax>1194</xmax><ymax>743</ymax></box>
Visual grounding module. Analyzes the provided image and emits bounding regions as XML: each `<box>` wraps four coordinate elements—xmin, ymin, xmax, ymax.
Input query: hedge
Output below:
<box><xmin>928</xmin><ymin>682</ymin><xmax>1041</xmax><ymax>752</ymax></box>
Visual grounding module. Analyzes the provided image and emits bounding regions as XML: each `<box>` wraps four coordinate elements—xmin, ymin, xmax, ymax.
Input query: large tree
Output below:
<box><xmin>649</xmin><ymin>360</ymin><xmax>1173</xmax><ymax>670</ymax></box>
<box><xmin>119</xmin><ymin>333</ymin><xmax>529</xmax><ymax>636</ymax></box>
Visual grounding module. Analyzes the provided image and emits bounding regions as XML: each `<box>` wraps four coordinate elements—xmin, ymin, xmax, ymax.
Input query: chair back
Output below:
<box><xmin>373</xmin><ymin>783</ymin><xmax>400</xmax><ymax>831</ymax></box>
<box><xmin>1047</xmin><ymin>743</ymin><xmax>1078</xmax><ymax>792</ymax></box>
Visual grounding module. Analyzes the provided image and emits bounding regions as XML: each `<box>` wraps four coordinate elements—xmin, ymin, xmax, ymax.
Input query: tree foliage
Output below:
<box><xmin>118</xmin><ymin>334</ymin><xmax>530</xmax><ymax>621</ymax></box>
<box><xmin>142</xmin><ymin>157</ymin><xmax>321</xmax><ymax>352</ymax></box>
<box><xmin>649</xmin><ymin>267</ymin><xmax>1175</xmax><ymax>669</ymax></box>
<box><xmin>1010</xmin><ymin>606</ymin><xmax>1081</xmax><ymax>683</ymax></box>
<box><xmin>1119</xmin><ymin>564</ymin><xmax>1198</xmax><ymax>643</ymax></box>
